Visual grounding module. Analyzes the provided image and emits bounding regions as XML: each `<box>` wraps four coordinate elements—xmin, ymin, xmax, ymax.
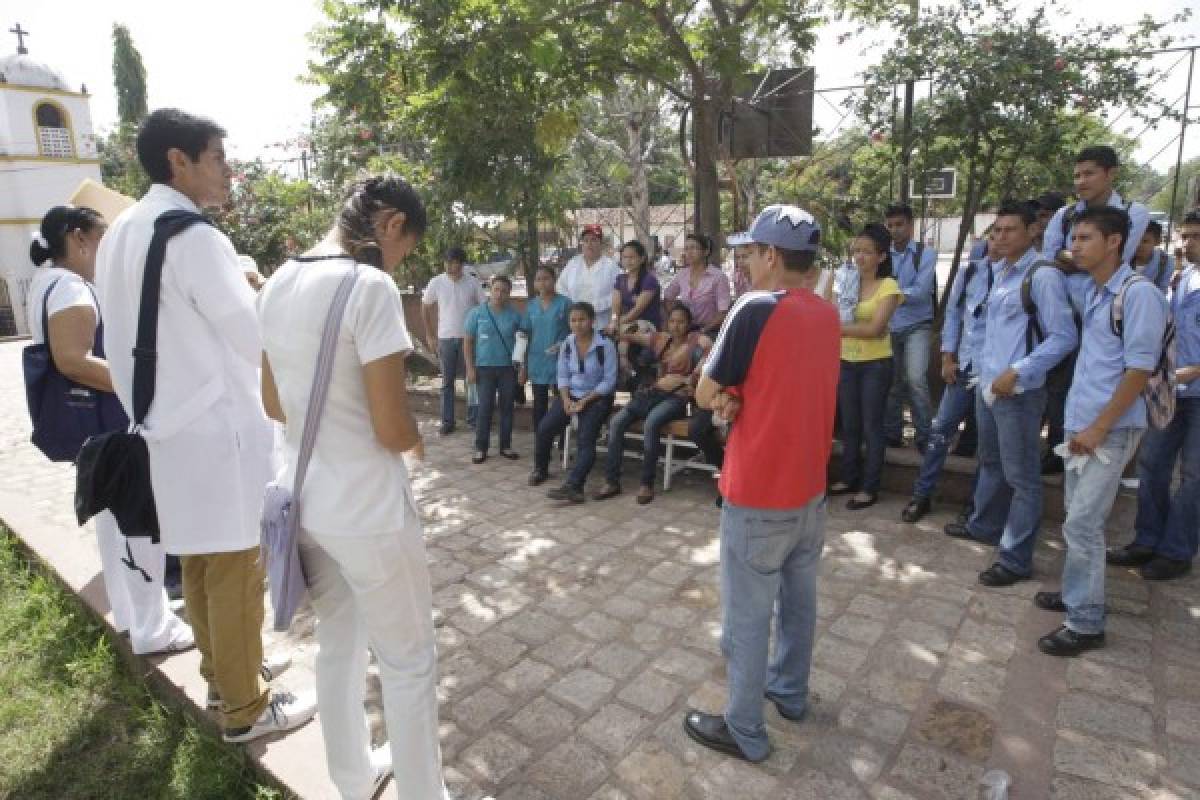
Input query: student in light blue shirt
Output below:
<box><xmin>903</xmin><ymin>232</ymin><xmax>992</xmax><ymax>524</ymax></box>
<box><xmin>520</xmin><ymin>265</ymin><xmax>572</xmax><ymax>433</ymax></box>
<box><xmin>883</xmin><ymin>203</ymin><xmax>937</xmax><ymax>450</ymax></box>
<box><xmin>464</xmin><ymin>275</ymin><xmax>530</xmax><ymax>463</ymax></box>
<box><xmin>529</xmin><ymin>301</ymin><xmax>618</xmax><ymax>503</ymax></box>
<box><xmin>1111</xmin><ymin>210</ymin><xmax>1200</xmax><ymax>583</ymax></box>
<box><xmin>1129</xmin><ymin>220</ymin><xmax>1174</xmax><ymax>293</ymax></box>
<box><xmin>1035</xmin><ymin>206</ymin><xmax>1168</xmax><ymax>658</ymax></box>
<box><xmin>946</xmin><ymin>203</ymin><xmax>1078</xmax><ymax>591</ymax></box>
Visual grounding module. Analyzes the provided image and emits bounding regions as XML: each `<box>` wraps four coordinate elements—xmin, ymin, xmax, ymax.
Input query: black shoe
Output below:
<box><xmin>164</xmin><ymin>580</ymin><xmax>184</xmax><ymax>602</ymax></box>
<box><xmin>547</xmin><ymin>484</ymin><xmax>585</xmax><ymax>504</ymax></box>
<box><xmin>944</xmin><ymin>522</ymin><xmax>974</xmax><ymax>540</ymax></box>
<box><xmin>1041</xmin><ymin>454</ymin><xmax>1064</xmax><ymax>475</ymax></box>
<box><xmin>956</xmin><ymin>506</ymin><xmax>973</xmax><ymax>526</ymax></box>
<box><xmin>1033</xmin><ymin>591</ymin><xmax>1067</xmax><ymax>612</ymax></box>
<box><xmin>886</xmin><ymin>437</ymin><xmax>904</xmax><ymax>449</ymax></box>
<box><xmin>592</xmin><ymin>484</ymin><xmax>621</xmax><ymax>501</ymax></box>
<box><xmin>978</xmin><ymin>563</ymin><xmax>1027</xmax><ymax>587</ymax></box>
<box><xmin>471</xmin><ymin>451</ymin><xmax>487</xmax><ymax>464</ymax></box>
<box><xmin>846</xmin><ymin>493</ymin><xmax>877</xmax><ymax>511</ymax></box>
<box><xmin>765</xmin><ymin>693</ymin><xmax>805</xmax><ymax>722</ymax></box>
<box><xmin>902</xmin><ymin>497</ymin><xmax>931</xmax><ymax>524</ymax></box>
<box><xmin>951</xmin><ymin>442</ymin><xmax>977</xmax><ymax>458</ymax></box>
<box><xmin>528</xmin><ymin>470</ymin><xmax>548</xmax><ymax>486</ymax></box>
<box><xmin>1139</xmin><ymin>556</ymin><xmax>1192</xmax><ymax>581</ymax></box>
<box><xmin>1106</xmin><ymin>543</ymin><xmax>1156</xmax><ymax>567</ymax></box>
<box><xmin>498</xmin><ymin>449</ymin><xmax>520</xmax><ymax>460</ymax></box>
<box><xmin>1038</xmin><ymin>625</ymin><xmax>1105</xmax><ymax>657</ymax></box>
<box><xmin>682</xmin><ymin>711</ymin><xmax>759</xmax><ymax>761</ymax></box>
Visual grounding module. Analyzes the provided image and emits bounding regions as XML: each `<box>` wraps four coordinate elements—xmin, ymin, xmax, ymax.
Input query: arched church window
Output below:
<box><xmin>35</xmin><ymin>101</ymin><xmax>73</xmax><ymax>158</ymax></box>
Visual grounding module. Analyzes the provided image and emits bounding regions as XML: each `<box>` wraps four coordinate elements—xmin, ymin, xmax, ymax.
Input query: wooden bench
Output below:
<box><xmin>560</xmin><ymin>406</ymin><xmax>719</xmax><ymax>491</ymax></box>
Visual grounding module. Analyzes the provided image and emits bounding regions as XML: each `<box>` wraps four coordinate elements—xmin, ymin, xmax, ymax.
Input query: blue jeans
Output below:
<box><xmin>837</xmin><ymin>358</ymin><xmax>893</xmax><ymax>494</ymax></box>
<box><xmin>474</xmin><ymin>365</ymin><xmax>517</xmax><ymax>454</ymax></box>
<box><xmin>719</xmin><ymin>497</ymin><xmax>825</xmax><ymax>761</ymax></box>
<box><xmin>437</xmin><ymin>338</ymin><xmax>478</xmax><ymax>428</ymax></box>
<box><xmin>534</xmin><ymin>395</ymin><xmax>614</xmax><ymax>488</ymax></box>
<box><xmin>913</xmin><ymin>371</ymin><xmax>976</xmax><ymax>499</ymax></box>
<box><xmin>884</xmin><ymin>323</ymin><xmax>934</xmax><ymax>448</ymax></box>
<box><xmin>604</xmin><ymin>391</ymin><xmax>689</xmax><ymax>488</ymax></box>
<box><xmin>970</xmin><ymin>387</ymin><xmax>1047</xmax><ymax>576</ymax></box>
<box><xmin>1061</xmin><ymin>428</ymin><xmax>1142</xmax><ymax>634</ymax></box>
<box><xmin>1133</xmin><ymin>397</ymin><xmax>1200</xmax><ymax>561</ymax></box>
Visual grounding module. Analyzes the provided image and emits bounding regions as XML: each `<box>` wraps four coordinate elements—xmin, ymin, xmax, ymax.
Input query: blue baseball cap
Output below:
<box><xmin>746</xmin><ymin>204</ymin><xmax>821</xmax><ymax>252</ymax></box>
<box><xmin>727</xmin><ymin>231</ymin><xmax>753</xmax><ymax>246</ymax></box>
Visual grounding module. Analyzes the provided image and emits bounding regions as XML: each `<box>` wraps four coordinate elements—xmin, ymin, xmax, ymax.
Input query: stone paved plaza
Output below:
<box><xmin>1</xmin><ymin>340</ymin><xmax>1198</xmax><ymax>799</ymax></box>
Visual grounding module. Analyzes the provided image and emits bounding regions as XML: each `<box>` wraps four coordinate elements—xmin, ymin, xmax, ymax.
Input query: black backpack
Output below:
<box><xmin>1019</xmin><ymin>260</ymin><xmax>1081</xmax><ymax>391</ymax></box>
<box><xmin>562</xmin><ymin>334</ymin><xmax>607</xmax><ymax>370</ymax></box>
<box><xmin>956</xmin><ymin>256</ymin><xmax>994</xmax><ymax>313</ymax></box>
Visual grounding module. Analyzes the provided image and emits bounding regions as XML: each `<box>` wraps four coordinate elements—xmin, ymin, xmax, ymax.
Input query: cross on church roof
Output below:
<box><xmin>10</xmin><ymin>23</ymin><xmax>29</xmax><ymax>55</ymax></box>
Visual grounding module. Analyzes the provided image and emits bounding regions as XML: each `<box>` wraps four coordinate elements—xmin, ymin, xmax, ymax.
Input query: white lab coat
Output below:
<box><xmin>96</xmin><ymin>184</ymin><xmax>275</xmax><ymax>555</ymax></box>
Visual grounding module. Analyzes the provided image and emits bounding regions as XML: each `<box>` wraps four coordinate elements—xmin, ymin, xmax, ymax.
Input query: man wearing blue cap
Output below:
<box><xmin>683</xmin><ymin>205</ymin><xmax>840</xmax><ymax>762</ymax></box>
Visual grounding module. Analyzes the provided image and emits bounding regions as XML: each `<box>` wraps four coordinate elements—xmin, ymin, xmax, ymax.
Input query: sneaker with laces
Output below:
<box><xmin>222</xmin><ymin>690</ymin><xmax>317</xmax><ymax>743</ymax></box>
<box><xmin>207</xmin><ymin>653</ymin><xmax>294</xmax><ymax>710</ymax></box>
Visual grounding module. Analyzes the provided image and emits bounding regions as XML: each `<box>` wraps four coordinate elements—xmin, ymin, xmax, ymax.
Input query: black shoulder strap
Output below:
<box><xmin>483</xmin><ymin>303</ymin><xmax>513</xmax><ymax>355</ymax></box>
<box><xmin>132</xmin><ymin>210</ymin><xmax>214</xmax><ymax>426</ymax></box>
<box><xmin>1021</xmin><ymin>260</ymin><xmax>1059</xmax><ymax>355</ymax></box>
<box><xmin>956</xmin><ymin>261</ymin><xmax>978</xmax><ymax>309</ymax></box>
<box><xmin>39</xmin><ymin>277</ymin><xmax>63</xmax><ymax>348</ymax></box>
<box><xmin>1061</xmin><ymin>205</ymin><xmax>1077</xmax><ymax>240</ymax></box>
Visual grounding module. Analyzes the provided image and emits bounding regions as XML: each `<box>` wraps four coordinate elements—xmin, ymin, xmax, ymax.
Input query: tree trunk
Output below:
<box><xmin>624</xmin><ymin>112</ymin><xmax>652</xmax><ymax>247</ymax></box>
<box><xmin>691</xmin><ymin>97</ymin><xmax>722</xmax><ymax>241</ymax></box>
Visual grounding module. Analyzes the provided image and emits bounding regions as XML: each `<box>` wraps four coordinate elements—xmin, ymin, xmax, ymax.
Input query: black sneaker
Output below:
<box><xmin>902</xmin><ymin>497</ymin><xmax>931</xmax><ymax>524</ymax></box>
<box><xmin>1033</xmin><ymin>591</ymin><xmax>1067</xmax><ymax>612</ymax></box>
<box><xmin>944</xmin><ymin>522</ymin><xmax>974</xmax><ymax>540</ymax></box>
<box><xmin>1041</xmin><ymin>454</ymin><xmax>1064</xmax><ymax>475</ymax></box>
<box><xmin>978</xmin><ymin>563</ymin><xmax>1027</xmax><ymax>587</ymax></box>
<box><xmin>547</xmin><ymin>484</ymin><xmax>584</xmax><ymax>504</ymax></box>
<box><xmin>1037</xmin><ymin>625</ymin><xmax>1105</xmax><ymax>657</ymax></box>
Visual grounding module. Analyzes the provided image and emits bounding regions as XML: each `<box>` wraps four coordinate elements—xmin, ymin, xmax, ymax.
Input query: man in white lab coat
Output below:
<box><xmin>96</xmin><ymin>108</ymin><xmax>315</xmax><ymax>743</ymax></box>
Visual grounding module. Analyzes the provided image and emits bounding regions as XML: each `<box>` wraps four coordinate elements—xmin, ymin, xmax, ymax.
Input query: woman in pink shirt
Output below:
<box><xmin>665</xmin><ymin>233</ymin><xmax>732</xmax><ymax>335</ymax></box>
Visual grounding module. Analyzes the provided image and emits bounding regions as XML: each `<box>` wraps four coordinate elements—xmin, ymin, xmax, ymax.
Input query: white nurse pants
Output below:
<box><xmin>298</xmin><ymin>525</ymin><xmax>445</xmax><ymax>800</ymax></box>
<box><xmin>94</xmin><ymin>511</ymin><xmax>190</xmax><ymax>654</ymax></box>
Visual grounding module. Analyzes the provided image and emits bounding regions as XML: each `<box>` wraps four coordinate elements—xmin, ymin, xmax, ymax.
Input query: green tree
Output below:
<box><xmin>1150</xmin><ymin>156</ymin><xmax>1200</xmax><ymax>223</ymax></box>
<box><xmin>854</xmin><ymin>0</ymin><xmax>1186</xmax><ymax>313</ymax></box>
<box><xmin>100</xmin><ymin>23</ymin><xmax>150</xmax><ymax>198</ymax></box>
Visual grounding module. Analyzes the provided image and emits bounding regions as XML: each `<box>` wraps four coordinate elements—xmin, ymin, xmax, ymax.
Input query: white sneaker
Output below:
<box><xmin>136</xmin><ymin>623</ymin><xmax>195</xmax><ymax>656</ymax></box>
<box><xmin>222</xmin><ymin>690</ymin><xmax>317</xmax><ymax>743</ymax></box>
<box><xmin>369</xmin><ymin>745</ymin><xmax>393</xmax><ymax>799</ymax></box>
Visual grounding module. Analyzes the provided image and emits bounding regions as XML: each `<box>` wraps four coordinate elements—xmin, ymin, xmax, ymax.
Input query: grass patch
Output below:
<box><xmin>0</xmin><ymin>527</ymin><xmax>285</xmax><ymax>800</ymax></box>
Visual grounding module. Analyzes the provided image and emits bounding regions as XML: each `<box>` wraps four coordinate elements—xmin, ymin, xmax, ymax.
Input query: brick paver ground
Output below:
<box><xmin>1</xmin><ymin>339</ymin><xmax>1198</xmax><ymax>799</ymax></box>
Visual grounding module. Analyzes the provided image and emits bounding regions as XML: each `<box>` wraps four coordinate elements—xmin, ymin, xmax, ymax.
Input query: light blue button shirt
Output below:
<box><xmin>941</xmin><ymin>256</ymin><xmax>992</xmax><ymax>377</ymax></box>
<box><xmin>1041</xmin><ymin>190</ymin><xmax>1150</xmax><ymax>267</ymax></box>
<box><xmin>556</xmin><ymin>333</ymin><xmax>618</xmax><ymax>398</ymax></box>
<box><xmin>1066</xmin><ymin>264</ymin><xmax>1169</xmax><ymax>432</ymax></box>
<box><xmin>979</xmin><ymin>246</ymin><xmax>1078</xmax><ymax>391</ymax></box>
<box><xmin>1136</xmin><ymin>249</ymin><xmax>1173</xmax><ymax>292</ymax></box>
<box><xmin>888</xmin><ymin>240</ymin><xmax>937</xmax><ymax>332</ymax></box>
<box><xmin>1172</xmin><ymin>266</ymin><xmax>1200</xmax><ymax>399</ymax></box>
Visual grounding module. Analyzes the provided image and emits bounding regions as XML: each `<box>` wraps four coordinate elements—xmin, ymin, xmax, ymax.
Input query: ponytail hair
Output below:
<box><xmin>621</xmin><ymin>239</ymin><xmax>649</xmax><ymax>294</ymax></box>
<box><xmin>336</xmin><ymin>175</ymin><xmax>428</xmax><ymax>267</ymax></box>
<box><xmin>30</xmin><ymin>205</ymin><xmax>104</xmax><ymax>267</ymax></box>
<box><xmin>858</xmin><ymin>223</ymin><xmax>893</xmax><ymax>280</ymax></box>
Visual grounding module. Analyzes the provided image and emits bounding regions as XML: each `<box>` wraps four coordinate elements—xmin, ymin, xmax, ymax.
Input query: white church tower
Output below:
<box><xmin>0</xmin><ymin>24</ymin><xmax>102</xmax><ymax>336</ymax></box>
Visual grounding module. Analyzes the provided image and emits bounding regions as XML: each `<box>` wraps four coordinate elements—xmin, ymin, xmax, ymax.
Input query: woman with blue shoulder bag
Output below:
<box><xmin>24</xmin><ymin>205</ymin><xmax>193</xmax><ymax>655</ymax></box>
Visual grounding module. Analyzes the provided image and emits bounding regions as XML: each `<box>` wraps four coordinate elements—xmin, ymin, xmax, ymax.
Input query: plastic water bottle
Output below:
<box><xmin>979</xmin><ymin>769</ymin><xmax>1010</xmax><ymax>800</ymax></box>
<box><xmin>513</xmin><ymin>331</ymin><xmax>529</xmax><ymax>364</ymax></box>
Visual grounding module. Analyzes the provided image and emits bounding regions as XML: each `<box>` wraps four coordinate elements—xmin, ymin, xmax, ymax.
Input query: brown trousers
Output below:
<box><xmin>181</xmin><ymin>547</ymin><xmax>269</xmax><ymax>728</ymax></box>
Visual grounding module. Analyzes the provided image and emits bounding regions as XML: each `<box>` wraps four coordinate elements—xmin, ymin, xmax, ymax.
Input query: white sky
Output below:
<box><xmin>9</xmin><ymin>0</ymin><xmax>1199</xmax><ymax>180</ymax></box>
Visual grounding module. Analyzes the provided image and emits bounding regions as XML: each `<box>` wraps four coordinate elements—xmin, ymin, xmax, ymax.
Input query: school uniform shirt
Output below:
<box><xmin>941</xmin><ymin>257</ymin><xmax>992</xmax><ymax>377</ymax></box>
<box><xmin>96</xmin><ymin>184</ymin><xmax>275</xmax><ymax>556</ymax></box>
<box><xmin>557</xmin><ymin>254</ymin><xmax>621</xmax><ymax>327</ymax></box>
<box><xmin>704</xmin><ymin>288</ymin><xmax>840</xmax><ymax>509</ymax></box>
<box><xmin>888</xmin><ymin>240</ymin><xmax>937</xmax><ymax>332</ymax></box>
<box><xmin>841</xmin><ymin>277</ymin><xmax>902</xmax><ymax>362</ymax></box>
<box><xmin>556</xmin><ymin>332</ymin><xmax>618</xmax><ymax>399</ymax></box>
<box><xmin>27</xmin><ymin>266</ymin><xmax>96</xmax><ymax>344</ymax></box>
<box><xmin>422</xmin><ymin>271</ymin><xmax>486</xmax><ymax>339</ymax></box>
<box><xmin>979</xmin><ymin>246</ymin><xmax>1078</xmax><ymax>392</ymax></box>
<box><xmin>258</xmin><ymin>257</ymin><xmax>419</xmax><ymax>538</ymax></box>
<box><xmin>1041</xmin><ymin>190</ymin><xmax>1151</xmax><ymax>267</ymax></box>
<box><xmin>463</xmin><ymin>302</ymin><xmax>528</xmax><ymax>368</ymax></box>
<box><xmin>526</xmin><ymin>293</ymin><xmax>571</xmax><ymax>385</ymax></box>
<box><xmin>1066</xmin><ymin>264</ymin><xmax>1169</xmax><ymax>433</ymax></box>
<box><xmin>1171</xmin><ymin>266</ymin><xmax>1200</xmax><ymax>399</ymax></box>
<box><xmin>664</xmin><ymin>266</ymin><xmax>732</xmax><ymax>330</ymax></box>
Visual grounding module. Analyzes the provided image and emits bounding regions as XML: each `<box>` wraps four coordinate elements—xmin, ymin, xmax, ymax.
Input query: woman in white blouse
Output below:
<box><xmin>258</xmin><ymin>177</ymin><xmax>445</xmax><ymax>800</ymax></box>
<box><xmin>557</xmin><ymin>223</ymin><xmax>622</xmax><ymax>329</ymax></box>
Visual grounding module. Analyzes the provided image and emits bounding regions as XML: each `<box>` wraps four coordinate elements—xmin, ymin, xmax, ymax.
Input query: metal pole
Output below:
<box><xmin>898</xmin><ymin>0</ymin><xmax>919</xmax><ymax>204</ymax></box>
<box><xmin>1165</xmin><ymin>47</ymin><xmax>1195</xmax><ymax>246</ymax></box>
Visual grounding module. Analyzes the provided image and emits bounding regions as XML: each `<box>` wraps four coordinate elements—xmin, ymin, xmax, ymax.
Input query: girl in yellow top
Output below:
<box><xmin>828</xmin><ymin>224</ymin><xmax>903</xmax><ymax>509</ymax></box>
